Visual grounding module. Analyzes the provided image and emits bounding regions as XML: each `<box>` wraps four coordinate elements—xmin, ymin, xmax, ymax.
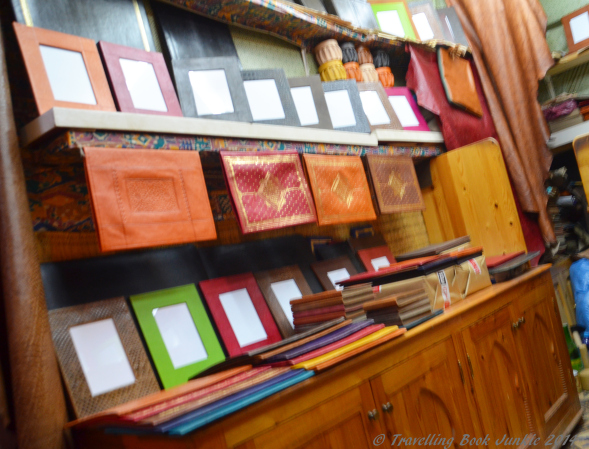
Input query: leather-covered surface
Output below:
<box><xmin>152</xmin><ymin>0</ymin><xmax>238</xmax><ymax>62</ymax></box>
<box><xmin>303</xmin><ymin>154</ymin><xmax>376</xmax><ymax>226</ymax></box>
<box><xmin>84</xmin><ymin>147</ymin><xmax>216</xmax><ymax>252</ymax></box>
<box><xmin>445</xmin><ymin>0</ymin><xmax>555</xmax><ymax>244</ymax></box>
<box><xmin>41</xmin><ymin>245</ymin><xmax>209</xmax><ymax>310</ymax></box>
<box><xmin>0</xmin><ymin>18</ymin><xmax>68</xmax><ymax>449</ymax></box>
<box><xmin>438</xmin><ymin>48</ymin><xmax>483</xmax><ymax>117</ymax></box>
<box><xmin>406</xmin><ymin>45</ymin><xmax>496</xmax><ymax>152</ymax></box>
<box><xmin>198</xmin><ymin>235</ymin><xmax>323</xmax><ymax>294</ymax></box>
<box><xmin>220</xmin><ymin>151</ymin><xmax>316</xmax><ymax>234</ymax></box>
<box><xmin>10</xmin><ymin>0</ymin><xmax>155</xmax><ymax>51</ymax></box>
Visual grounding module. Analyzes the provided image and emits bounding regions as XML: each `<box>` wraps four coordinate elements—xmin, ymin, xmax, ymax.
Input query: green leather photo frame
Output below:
<box><xmin>130</xmin><ymin>284</ymin><xmax>225</xmax><ymax>389</ymax></box>
<box><xmin>370</xmin><ymin>2</ymin><xmax>417</xmax><ymax>40</ymax></box>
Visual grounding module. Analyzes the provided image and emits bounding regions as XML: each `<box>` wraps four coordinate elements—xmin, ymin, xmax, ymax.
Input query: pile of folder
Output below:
<box><xmin>291</xmin><ymin>291</ymin><xmax>346</xmax><ymax>333</ymax></box>
<box><xmin>341</xmin><ymin>283</ymin><xmax>374</xmax><ymax>321</ymax></box>
<box><xmin>363</xmin><ymin>288</ymin><xmax>431</xmax><ymax>327</ymax></box>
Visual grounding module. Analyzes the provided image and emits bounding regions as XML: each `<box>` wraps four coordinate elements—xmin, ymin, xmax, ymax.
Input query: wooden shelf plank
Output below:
<box><xmin>546</xmin><ymin>49</ymin><xmax>589</xmax><ymax>77</ymax></box>
<box><xmin>20</xmin><ymin>107</ymin><xmax>445</xmax><ymax>152</ymax></box>
<box><xmin>547</xmin><ymin>120</ymin><xmax>589</xmax><ymax>150</ymax></box>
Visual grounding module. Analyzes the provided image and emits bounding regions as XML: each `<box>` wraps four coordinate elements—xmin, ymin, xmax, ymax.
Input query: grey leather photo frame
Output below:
<box><xmin>357</xmin><ymin>82</ymin><xmax>403</xmax><ymax>131</ymax></box>
<box><xmin>408</xmin><ymin>0</ymin><xmax>445</xmax><ymax>41</ymax></box>
<box><xmin>172</xmin><ymin>56</ymin><xmax>253</xmax><ymax>122</ymax></box>
<box><xmin>241</xmin><ymin>69</ymin><xmax>301</xmax><ymax>127</ymax></box>
<box><xmin>437</xmin><ymin>7</ymin><xmax>469</xmax><ymax>46</ymax></box>
<box><xmin>288</xmin><ymin>75</ymin><xmax>333</xmax><ymax>130</ymax></box>
<box><xmin>321</xmin><ymin>79</ymin><xmax>371</xmax><ymax>133</ymax></box>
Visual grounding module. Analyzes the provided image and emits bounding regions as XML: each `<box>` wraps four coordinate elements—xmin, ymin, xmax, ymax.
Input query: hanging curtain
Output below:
<box><xmin>446</xmin><ymin>0</ymin><xmax>556</xmax><ymax>244</ymax></box>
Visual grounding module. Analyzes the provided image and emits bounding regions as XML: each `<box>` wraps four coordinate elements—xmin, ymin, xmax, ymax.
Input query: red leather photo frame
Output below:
<box><xmin>199</xmin><ymin>273</ymin><xmax>282</xmax><ymax>357</ymax></box>
<box><xmin>98</xmin><ymin>41</ymin><xmax>183</xmax><ymax>116</ymax></box>
<box><xmin>14</xmin><ymin>23</ymin><xmax>115</xmax><ymax>115</ymax></box>
<box><xmin>357</xmin><ymin>245</ymin><xmax>397</xmax><ymax>272</ymax></box>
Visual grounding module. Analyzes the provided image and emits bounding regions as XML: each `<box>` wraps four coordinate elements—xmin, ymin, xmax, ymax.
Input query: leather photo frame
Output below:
<box><xmin>14</xmin><ymin>22</ymin><xmax>116</xmax><ymax>115</ymax></box>
<box><xmin>384</xmin><ymin>87</ymin><xmax>429</xmax><ymax>131</ymax></box>
<box><xmin>369</xmin><ymin>1</ymin><xmax>418</xmax><ymax>40</ymax></box>
<box><xmin>357</xmin><ymin>245</ymin><xmax>397</xmax><ymax>272</ymax></box>
<box><xmin>356</xmin><ymin>82</ymin><xmax>402</xmax><ymax>130</ymax></box>
<box><xmin>311</xmin><ymin>256</ymin><xmax>359</xmax><ymax>290</ymax></box>
<box><xmin>172</xmin><ymin>56</ymin><xmax>253</xmax><ymax>122</ymax></box>
<box><xmin>254</xmin><ymin>265</ymin><xmax>314</xmax><ymax>338</ymax></box>
<box><xmin>288</xmin><ymin>75</ymin><xmax>333</xmax><ymax>129</ymax></box>
<box><xmin>241</xmin><ymin>69</ymin><xmax>301</xmax><ymax>127</ymax></box>
<box><xmin>199</xmin><ymin>273</ymin><xmax>282</xmax><ymax>357</ymax></box>
<box><xmin>48</xmin><ymin>297</ymin><xmax>160</xmax><ymax>418</ymax></box>
<box><xmin>408</xmin><ymin>0</ymin><xmax>445</xmax><ymax>41</ymax></box>
<box><xmin>98</xmin><ymin>41</ymin><xmax>182</xmax><ymax>116</ymax></box>
<box><xmin>437</xmin><ymin>7</ymin><xmax>469</xmax><ymax>46</ymax></box>
<box><xmin>83</xmin><ymin>147</ymin><xmax>216</xmax><ymax>252</ymax></box>
<box><xmin>321</xmin><ymin>79</ymin><xmax>371</xmax><ymax>133</ymax></box>
<box><xmin>562</xmin><ymin>5</ymin><xmax>589</xmax><ymax>54</ymax></box>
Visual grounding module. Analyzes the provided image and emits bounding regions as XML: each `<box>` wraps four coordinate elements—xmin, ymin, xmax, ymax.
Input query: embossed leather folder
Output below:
<box><xmin>84</xmin><ymin>147</ymin><xmax>216</xmax><ymax>252</ymax></box>
<box><xmin>220</xmin><ymin>151</ymin><xmax>316</xmax><ymax>233</ymax></box>
<box><xmin>303</xmin><ymin>154</ymin><xmax>376</xmax><ymax>225</ymax></box>
<box><xmin>366</xmin><ymin>155</ymin><xmax>424</xmax><ymax>214</ymax></box>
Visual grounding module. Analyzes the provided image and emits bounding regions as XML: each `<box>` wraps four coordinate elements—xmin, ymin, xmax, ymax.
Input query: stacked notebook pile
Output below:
<box><xmin>341</xmin><ymin>283</ymin><xmax>375</xmax><ymax>321</ymax></box>
<box><xmin>68</xmin><ymin>366</ymin><xmax>314</xmax><ymax>436</ymax></box>
<box><xmin>257</xmin><ymin>319</ymin><xmax>406</xmax><ymax>371</ymax></box>
<box><xmin>548</xmin><ymin>108</ymin><xmax>583</xmax><ymax>133</ymax></box>
<box><xmin>580</xmin><ymin>99</ymin><xmax>589</xmax><ymax>121</ymax></box>
<box><xmin>290</xmin><ymin>291</ymin><xmax>346</xmax><ymax>333</ymax></box>
<box><xmin>363</xmin><ymin>288</ymin><xmax>432</xmax><ymax>328</ymax></box>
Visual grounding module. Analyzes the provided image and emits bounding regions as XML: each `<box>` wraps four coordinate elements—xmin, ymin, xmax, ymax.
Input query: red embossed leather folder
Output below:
<box><xmin>220</xmin><ymin>151</ymin><xmax>316</xmax><ymax>233</ymax></box>
<box><xmin>84</xmin><ymin>147</ymin><xmax>216</xmax><ymax>252</ymax></box>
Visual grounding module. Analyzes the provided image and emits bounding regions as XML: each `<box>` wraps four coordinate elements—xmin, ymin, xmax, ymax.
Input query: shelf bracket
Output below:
<box><xmin>544</xmin><ymin>74</ymin><xmax>556</xmax><ymax>100</ymax></box>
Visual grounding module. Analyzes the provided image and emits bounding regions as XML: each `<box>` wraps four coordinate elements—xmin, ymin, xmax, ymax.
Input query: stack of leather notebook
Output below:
<box><xmin>363</xmin><ymin>288</ymin><xmax>431</xmax><ymax>327</ymax></box>
<box><xmin>290</xmin><ymin>291</ymin><xmax>346</xmax><ymax>333</ymax></box>
<box><xmin>341</xmin><ymin>283</ymin><xmax>375</xmax><ymax>321</ymax></box>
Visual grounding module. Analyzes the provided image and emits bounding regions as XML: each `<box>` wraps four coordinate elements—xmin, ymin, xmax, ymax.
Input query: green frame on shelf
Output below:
<box><xmin>371</xmin><ymin>3</ymin><xmax>417</xmax><ymax>41</ymax></box>
<box><xmin>129</xmin><ymin>284</ymin><xmax>225</xmax><ymax>389</ymax></box>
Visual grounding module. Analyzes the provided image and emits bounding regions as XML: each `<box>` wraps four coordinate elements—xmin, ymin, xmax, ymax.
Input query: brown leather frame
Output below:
<box><xmin>562</xmin><ymin>5</ymin><xmax>589</xmax><ymax>54</ymax></box>
<box><xmin>13</xmin><ymin>22</ymin><xmax>115</xmax><ymax>115</ymax></box>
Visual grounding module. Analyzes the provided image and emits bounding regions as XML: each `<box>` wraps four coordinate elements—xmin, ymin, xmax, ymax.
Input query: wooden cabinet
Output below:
<box><xmin>370</xmin><ymin>338</ymin><xmax>478</xmax><ymax>448</ymax></box>
<box><xmin>461</xmin><ymin>306</ymin><xmax>536</xmax><ymax>448</ymax></box>
<box><xmin>72</xmin><ymin>268</ymin><xmax>581</xmax><ymax>449</ymax></box>
<box><xmin>236</xmin><ymin>383</ymin><xmax>383</xmax><ymax>449</ymax></box>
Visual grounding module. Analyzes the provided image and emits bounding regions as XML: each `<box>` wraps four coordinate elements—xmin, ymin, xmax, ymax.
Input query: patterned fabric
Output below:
<box><xmin>303</xmin><ymin>154</ymin><xmax>376</xmax><ymax>226</ymax></box>
<box><xmin>163</xmin><ymin>0</ymin><xmax>407</xmax><ymax>50</ymax></box>
<box><xmin>25</xmin><ymin>130</ymin><xmax>441</xmax><ymax>232</ymax></box>
<box><xmin>221</xmin><ymin>151</ymin><xmax>316</xmax><ymax>233</ymax></box>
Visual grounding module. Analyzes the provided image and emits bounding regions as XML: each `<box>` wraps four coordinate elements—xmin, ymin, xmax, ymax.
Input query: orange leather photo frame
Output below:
<box><xmin>562</xmin><ymin>5</ymin><xmax>589</xmax><ymax>54</ymax></box>
<box><xmin>84</xmin><ymin>147</ymin><xmax>216</xmax><ymax>252</ymax></box>
<box><xmin>14</xmin><ymin>22</ymin><xmax>116</xmax><ymax>115</ymax></box>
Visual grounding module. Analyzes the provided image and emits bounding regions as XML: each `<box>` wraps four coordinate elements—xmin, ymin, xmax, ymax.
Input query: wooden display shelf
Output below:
<box><xmin>20</xmin><ymin>107</ymin><xmax>445</xmax><ymax>151</ymax></box>
<box><xmin>547</xmin><ymin>120</ymin><xmax>589</xmax><ymax>151</ymax></box>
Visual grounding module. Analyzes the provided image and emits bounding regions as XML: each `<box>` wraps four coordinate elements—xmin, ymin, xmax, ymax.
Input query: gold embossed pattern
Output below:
<box><xmin>221</xmin><ymin>152</ymin><xmax>316</xmax><ymax>233</ymax></box>
<box><xmin>367</xmin><ymin>155</ymin><xmax>424</xmax><ymax>214</ymax></box>
<box><xmin>126</xmin><ymin>178</ymin><xmax>179</xmax><ymax>212</ymax></box>
<box><xmin>303</xmin><ymin>154</ymin><xmax>376</xmax><ymax>226</ymax></box>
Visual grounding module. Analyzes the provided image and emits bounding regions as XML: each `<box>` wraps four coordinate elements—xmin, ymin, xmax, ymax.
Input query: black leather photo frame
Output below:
<box><xmin>241</xmin><ymin>69</ymin><xmax>301</xmax><ymax>127</ymax></box>
<box><xmin>172</xmin><ymin>57</ymin><xmax>253</xmax><ymax>122</ymax></box>
<box><xmin>321</xmin><ymin>79</ymin><xmax>371</xmax><ymax>133</ymax></box>
<box><xmin>288</xmin><ymin>75</ymin><xmax>333</xmax><ymax>130</ymax></box>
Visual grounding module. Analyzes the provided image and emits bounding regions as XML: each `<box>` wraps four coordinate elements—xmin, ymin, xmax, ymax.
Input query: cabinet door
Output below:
<box><xmin>513</xmin><ymin>289</ymin><xmax>577</xmax><ymax>439</ymax></box>
<box><xmin>461</xmin><ymin>306</ymin><xmax>536</xmax><ymax>449</ymax></box>
<box><xmin>236</xmin><ymin>382</ymin><xmax>385</xmax><ymax>449</ymax></box>
<box><xmin>370</xmin><ymin>338</ymin><xmax>478</xmax><ymax>449</ymax></box>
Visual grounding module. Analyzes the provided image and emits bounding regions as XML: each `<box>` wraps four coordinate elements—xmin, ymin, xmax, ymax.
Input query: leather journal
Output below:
<box><xmin>303</xmin><ymin>154</ymin><xmax>376</xmax><ymax>226</ymax></box>
<box><xmin>366</xmin><ymin>155</ymin><xmax>425</xmax><ymax>214</ymax></box>
<box><xmin>437</xmin><ymin>48</ymin><xmax>483</xmax><ymax>117</ymax></box>
<box><xmin>84</xmin><ymin>147</ymin><xmax>216</xmax><ymax>252</ymax></box>
<box><xmin>220</xmin><ymin>151</ymin><xmax>316</xmax><ymax>233</ymax></box>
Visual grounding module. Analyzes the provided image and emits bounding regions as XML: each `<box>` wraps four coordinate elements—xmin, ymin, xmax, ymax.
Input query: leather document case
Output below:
<box><xmin>437</xmin><ymin>48</ymin><xmax>483</xmax><ymax>117</ymax></box>
<box><xmin>84</xmin><ymin>147</ymin><xmax>216</xmax><ymax>252</ymax></box>
<box><xmin>303</xmin><ymin>154</ymin><xmax>376</xmax><ymax>225</ymax></box>
<box><xmin>221</xmin><ymin>151</ymin><xmax>316</xmax><ymax>233</ymax></box>
<box><xmin>366</xmin><ymin>155</ymin><xmax>425</xmax><ymax>214</ymax></box>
